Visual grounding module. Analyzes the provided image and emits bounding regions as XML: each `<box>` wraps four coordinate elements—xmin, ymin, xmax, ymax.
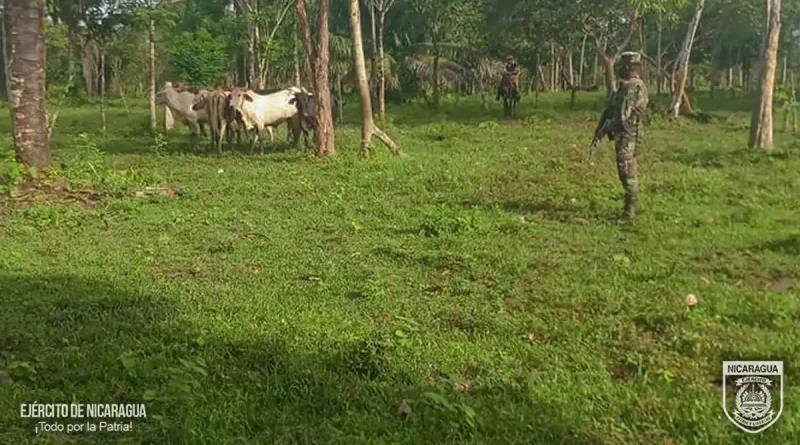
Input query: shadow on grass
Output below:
<box><xmin>656</xmin><ymin>145</ymin><xmax>793</xmax><ymax>169</ymax></box>
<box><xmin>0</xmin><ymin>273</ymin><xmax>597</xmax><ymax>444</ymax></box>
<box><xmin>458</xmin><ymin>197</ymin><xmax>617</xmax><ymax>224</ymax></box>
<box><xmin>388</xmin><ymin>94</ymin><xmax>607</xmax><ymax>127</ymax></box>
<box><xmin>758</xmin><ymin>235</ymin><xmax>800</xmax><ymax>256</ymax></box>
<box><xmin>97</xmin><ymin>133</ymin><xmax>311</xmax><ymax>159</ymax></box>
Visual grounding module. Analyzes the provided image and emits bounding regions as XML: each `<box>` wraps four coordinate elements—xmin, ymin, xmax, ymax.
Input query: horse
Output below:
<box><xmin>497</xmin><ymin>73</ymin><xmax>520</xmax><ymax>117</ymax></box>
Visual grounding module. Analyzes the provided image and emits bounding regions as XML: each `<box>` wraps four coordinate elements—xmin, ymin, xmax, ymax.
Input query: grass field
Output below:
<box><xmin>1</xmin><ymin>91</ymin><xmax>799</xmax><ymax>444</ymax></box>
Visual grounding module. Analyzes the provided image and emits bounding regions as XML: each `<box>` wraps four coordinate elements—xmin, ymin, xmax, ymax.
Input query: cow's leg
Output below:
<box><xmin>188</xmin><ymin>122</ymin><xmax>200</xmax><ymax>148</ymax></box>
<box><xmin>290</xmin><ymin>117</ymin><xmax>302</xmax><ymax>146</ymax></box>
<box><xmin>264</xmin><ymin>127</ymin><xmax>272</xmax><ymax>154</ymax></box>
<box><xmin>218</xmin><ymin>120</ymin><xmax>227</xmax><ymax>154</ymax></box>
<box><xmin>225</xmin><ymin>122</ymin><xmax>234</xmax><ymax>145</ymax></box>
<box><xmin>249</xmin><ymin>128</ymin><xmax>259</xmax><ymax>155</ymax></box>
<box><xmin>199</xmin><ymin>122</ymin><xmax>207</xmax><ymax>138</ymax></box>
<box><xmin>208</xmin><ymin>118</ymin><xmax>218</xmax><ymax>152</ymax></box>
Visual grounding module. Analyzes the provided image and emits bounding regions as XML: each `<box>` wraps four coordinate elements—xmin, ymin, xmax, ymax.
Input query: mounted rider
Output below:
<box><xmin>496</xmin><ymin>55</ymin><xmax>520</xmax><ymax>100</ymax></box>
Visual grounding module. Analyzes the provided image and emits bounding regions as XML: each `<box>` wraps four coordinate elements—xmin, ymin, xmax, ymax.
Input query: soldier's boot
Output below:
<box><xmin>622</xmin><ymin>195</ymin><xmax>637</xmax><ymax>220</ymax></box>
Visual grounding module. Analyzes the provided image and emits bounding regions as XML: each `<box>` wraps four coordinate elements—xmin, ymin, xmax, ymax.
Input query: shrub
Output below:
<box><xmin>170</xmin><ymin>28</ymin><xmax>227</xmax><ymax>87</ymax></box>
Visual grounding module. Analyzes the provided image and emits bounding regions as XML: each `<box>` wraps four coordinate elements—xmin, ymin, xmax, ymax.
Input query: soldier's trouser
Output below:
<box><xmin>614</xmin><ymin>135</ymin><xmax>638</xmax><ymax>217</ymax></box>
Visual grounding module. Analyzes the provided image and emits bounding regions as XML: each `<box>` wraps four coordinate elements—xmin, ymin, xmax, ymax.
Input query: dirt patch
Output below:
<box><xmin>1</xmin><ymin>179</ymin><xmax>102</xmax><ymax>210</ymax></box>
<box><xmin>561</xmin><ymin>119</ymin><xmax>590</xmax><ymax>129</ymax></box>
<box><xmin>769</xmin><ymin>277</ymin><xmax>794</xmax><ymax>293</ymax></box>
<box><xmin>607</xmin><ymin>363</ymin><xmax>638</xmax><ymax>381</ymax></box>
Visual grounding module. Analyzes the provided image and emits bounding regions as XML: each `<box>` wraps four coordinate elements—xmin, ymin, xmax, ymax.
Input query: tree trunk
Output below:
<box><xmin>337</xmin><ymin>74</ymin><xmax>344</xmax><ymax>124</ymax></box>
<box><xmin>592</xmin><ymin>50</ymin><xmax>598</xmax><ymax>88</ymax></box>
<box><xmin>255</xmin><ymin>24</ymin><xmax>264</xmax><ymax>89</ymax></box>
<box><xmin>100</xmin><ymin>49</ymin><xmax>106</xmax><ymax>135</ymax></box>
<box><xmin>377</xmin><ymin>11</ymin><xmax>387</xmax><ymax>119</ymax></box>
<box><xmin>149</xmin><ymin>18</ymin><xmax>157</xmax><ymax>132</ymax></box>
<box><xmin>657</xmin><ymin>11</ymin><xmax>662</xmax><ymax>95</ymax></box>
<box><xmin>781</xmin><ymin>54</ymin><xmax>787</xmax><ymax>85</ymax></box>
<box><xmin>433</xmin><ymin>53</ymin><xmax>440</xmax><ymax>110</ymax></box>
<box><xmin>369</xmin><ymin>2</ymin><xmax>377</xmax><ymax>92</ymax></box>
<box><xmin>710</xmin><ymin>68</ymin><xmax>718</xmax><ymax>98</ymax></box>
<box><xmin>554</xmin><ymin>45</ymin><xmax>559</xmax><ymax>91</ymax></box>
<box><xmin>247</xmin><ymin>20</ymin><xmax>257</xmax><ymax>88</ymax></box>
<box><xmin>670</xmin><ymin>0</ymin><xmax>704</xmax><ymax>117</ymax></box>
<box><xmin>294</xmin><ymin>18</ymin><xmax>301</xmax><ymax>85</ymax></box>
<box><xmin>4</xmin><ymin>0</ymin><xmax>52</xmax><ymax>168</ymax></box>
<box><xmin>791</xmin><ymin>71</ymin><xmax>797</xmax><ymax>132</ymax></box>
<box><xmin>568</xmin><ymin>51</ymin><xmax>574</xmax><ymax>87</ymax></box>
<box><xmin>296</xmin><ymin>0</ymin><xmax>335</xmax><ymax>157</ymax></box>
<box><xmin>602</xmin><ymin>54</ymin><xmax>616</xmax><ymax>97</ymax></box>
<box><xmin>348</xmin><ymin>0</ymin><xmax>400</xmax><ymax>158</ymax></box>
<box><xmin>727</xmin><ymin>67</ymin><xmax>732</xmax><ymax>89</ymax></box>
<box><xmin>738</xmin><ymin>65</ymin><xmax>743</xmax><ymax>88</ymax></box>
<box><xmin>535</xmin><ymin>53</ymin><xmax>540</xmax><ymax>107</ymax></box>
<box><xmin>1</xmin><ymin>0</ymin><xmax>14</xmax><ymax>116</ymax></box>
<box><xmin>67</xmin><ymin>26</ymin><xmax>77</xmax><ymax>92</ymax></box>
<box><xmin>550</xmin><ymin>43</ymin><xmax>555</xmax><ymax>91</ymax></box>
<box><xmin>578</xmin><ymin>33</ymin><xmax>587</xmax><ymax>87</ymax></box>
<box><xmin>83</xmin><ymin>41</ymin><xmax>98</xmax><ymax>96</ymax></box>
<box><xmin>749</xmin><ymin>0</ymin><xmax>781</xmax><ymax>151</ymax></box>
<box><xmin>537</xmin><ymin>64</ymin><xmax>547</xmax><ymax>92</ymax></box>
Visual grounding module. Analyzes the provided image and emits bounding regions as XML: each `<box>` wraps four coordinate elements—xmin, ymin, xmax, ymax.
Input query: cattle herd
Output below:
<box><xmin>155</xmin><ymin>82</ymin><xmax>320</xmax><ymax>154</ymax></box>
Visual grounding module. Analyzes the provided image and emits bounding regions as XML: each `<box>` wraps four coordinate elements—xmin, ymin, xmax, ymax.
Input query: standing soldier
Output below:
<box><xmin>593</xmin><ymin>52</ymin><xmax>649</xmax><ymax>220</ymax></box>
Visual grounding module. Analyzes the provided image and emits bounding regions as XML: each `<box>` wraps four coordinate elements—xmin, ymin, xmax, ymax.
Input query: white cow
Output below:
<box><xmin>155</xmin><ymin>82</ymin><xmax>209</xmax><ymax>141</ymax></box>
<box><xmin>228</xmin><ymin>87</ymin><xmax>307</xmax><ymax>154</ymax></box>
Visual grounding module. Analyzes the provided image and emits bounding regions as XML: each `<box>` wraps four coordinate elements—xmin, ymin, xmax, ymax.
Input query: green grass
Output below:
<box><xmin>1</xmin><ymin>91</ymin><xmax>799</xmax><ymax>444</ymax></box>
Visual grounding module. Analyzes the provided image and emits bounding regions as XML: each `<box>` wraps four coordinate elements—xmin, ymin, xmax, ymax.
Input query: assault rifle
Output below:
<box><xmin>589</xmin><ymin>113</ymin><xmax>614</xmax><ymax>161</ymax></box>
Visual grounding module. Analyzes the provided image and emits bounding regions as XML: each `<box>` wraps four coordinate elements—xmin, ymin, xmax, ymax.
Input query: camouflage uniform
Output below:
<box><xmin>597</xmin><ymin>52</ymin><xmax>648</xmax><ymax>219</ymax></box>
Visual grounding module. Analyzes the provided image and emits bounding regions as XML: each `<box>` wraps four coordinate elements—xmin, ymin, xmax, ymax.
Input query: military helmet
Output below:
<box><xmin>507</xmin><ymin>55</ymin><xmax>515</xmax><ymax>61</ymax></box>
<box><xmin>620</xmin><ymin>52</ymin><xmax>642</xmax><ymax>64</ymax></box>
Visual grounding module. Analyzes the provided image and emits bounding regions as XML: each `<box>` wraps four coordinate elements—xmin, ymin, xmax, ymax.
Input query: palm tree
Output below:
<box><xmin>468</xmin><ymin>58</ymin><xmax>503</xmax><ymax>108</ymax></box>
<box><xmin>3</xmin><ymin>0</ymin><xmax>53</xmax><ymax>167</ymax></box>
<box><xmin>329</xmin><ymin>33</ymin><xmax>352</xmax><ymax>123</ymax></box>
<box><xmin>404</xmin><ymin>53</ymin><xmax>468</xmax><ymax>103</ymax></box>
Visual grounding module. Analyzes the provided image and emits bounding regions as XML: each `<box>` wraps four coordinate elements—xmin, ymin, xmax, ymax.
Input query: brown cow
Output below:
<box><xmin>192</xmin><ymin>89</ymin><xmax>243</xmax><ymax>153</ymax></box>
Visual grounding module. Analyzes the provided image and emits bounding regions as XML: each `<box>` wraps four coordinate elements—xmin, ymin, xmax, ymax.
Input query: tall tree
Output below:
<box><xmin>296</xmin><ymin>0</ymin><xmax>335</xmax><ymax>157</ymax></box>
<box><xmin>410</xmin><ymin>0</ymin><xmax>445</xmax><ymax>110</ymax></box>
<box><xmin>3</xmin><ymin>0</ymin><xmax>53</xmax><ymax>168</ymax></box>
<box><xmin>656</xmin><ymin>10</ymin><xmax>663</xmax><ymax>95</ymax></box>
<box><xmin>349</xmin><ymin>0</ymin><xmax>401</xmax><ymax>158</ymax></box>
<box><xmin>132</xmin><ymin>0</ymin><xmax>177</xmax><ymax>132</ymax></box>
<box><xmin>258</xmin><ymin>0</ymin><xmax>294</xmax><ymax>88</ymax></box>
<box><xmin>408</xmin><ymin>0</ymin><xmax>480</xmax><ymax>111</ymax></box>
<box><xmin>235</xmin><ymin>0</ymin><xmax>260</xmax><ymax>87</ymax></box>
<box><xmin>371</xmin><ymin>0</ymin><xmax>396</xmax><ymax>118</ymax></box>
<box><xmin>580</xmin><ymin>1</ymin><xmax>641</xmax><ymax>96</ymax></box>
<box><xmin>749</xmin><ymin>0</ymin><xmax>782</xmax><ymax>150</ymax></box>
<box><xmin>669</xmin><ymin>0</ymin><xmax>704</xmax><ymax>117</ymax></box>
<box><xmin>149</xmin><ymin>8</ymin><xmax>157</xmax><ymax>131</ymax></box>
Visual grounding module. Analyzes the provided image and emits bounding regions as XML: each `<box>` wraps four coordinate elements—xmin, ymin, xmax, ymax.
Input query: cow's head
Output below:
<box><xmin>290</xmin><ymin>92</ymin><xmax>318</xmax><ymax>131</ymax></box>
<box><xmin>228</xmin><ymin>87</ymin><xmax>255</xmax><ymax>111</ymax></box>
<box><xmin>191</xmin><ymin>90</ymin><xmax>210</xmax><ymax>111</ymax></box>
<box><xmin>155</xmin><ymin>84</ymin><xmax>170</xmax><ymax>105</ymax></box>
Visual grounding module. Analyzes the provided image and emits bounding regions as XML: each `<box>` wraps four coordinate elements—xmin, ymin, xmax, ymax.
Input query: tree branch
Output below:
<box><xmin>295</xmin><ymin>0</ymin><xmax>317</xmax><ymax>74</ymax></box>
<box><xmin>317</xmin><ymin>0</ymin><xmax>329</xmax><ymax>63</ymax></box>
<box><xmin>373</xmin><ymin>126</ymin><xmax>403</xmax><ymax>155</ymax></box>
<box><xmin>612</xmin><ymin>9</ymin><xmax>641</xmax><ymax>57</ymax></box>
<box><xmin>259</xmin><ymin>0</ymin><xmax>295</xmax><ymax>80</ymax></box>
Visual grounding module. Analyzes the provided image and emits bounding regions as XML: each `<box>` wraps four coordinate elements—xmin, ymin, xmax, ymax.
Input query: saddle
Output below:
<box><xmin>503</xmin><ymin>72</ymin><xmax>519</xmax><ymax>91</ymax></box>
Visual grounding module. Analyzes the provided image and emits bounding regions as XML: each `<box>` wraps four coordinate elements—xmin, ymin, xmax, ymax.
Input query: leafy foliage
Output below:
<box><xmin>170</xmin><ymin>27</ymin><xmax>228</xmax><ymax>87</ymax></box>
